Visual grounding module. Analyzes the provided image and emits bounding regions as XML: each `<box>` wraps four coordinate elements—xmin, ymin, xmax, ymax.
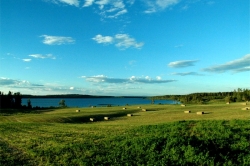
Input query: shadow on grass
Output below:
<box><xmin>0</xmin><ymin>108</ymin><xmax>62</xmax><ymax>115</ymax></box>
<box><xmin>140</xmin><ymin>109</ymin><xmax>159</xmax><ymax>112</ymax></box>
<box><xmin>64</xmin><ymin>110</ymin><xmax>140</xmax><ymax>124</ymax></box>
<box><xmin>203</xmin><ymin>112</ymin><xmax>211</xmax><ymax>114</ymax></box>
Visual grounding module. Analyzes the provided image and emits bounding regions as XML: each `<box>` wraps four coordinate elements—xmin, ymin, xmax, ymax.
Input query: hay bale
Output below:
<box><xmin>104</xmin><ymin>117</ymin><xmax>110</xmax><ymax>120</ymax></box>
<box><xmin>123</xmin><ymin>107</ymin><xmax>127</xmax><ymax>110</ymax></box>
<box><xmin>181</xmin><ymin>104</ymin><xmax>186</xmax><ymax>107</ymax></box>
<box><xmin>226</xmin><ymin>102</ymin><xmax>230</xmax><ymax>104</ymax></box>
<box><xmin>91</xmin><ymin>106</ymin><xmax>96</xmax><ymax>108</ymax></box>
<box><xmin>90</xmin><ymin>118</ymin><xmax>95</xmax><ymax>122</ymax></box>
<box><xmin>127</xmin><ymin>114</ymin><xmax>133</xmax><ymax>117</ymax></box>
<box><xmin>242</xmin><ymin>103</ymin><xmax>247</xmax><ymax>105</ymax></box>
<box><xmin>241</xmin><ymin>107</ymin><xmax>249</xmax><ymax>110</ymax></box>
<box><xmin>184</xmin><ymin>111</ymin><xmax>191</xmax><ymax>113</ymax></box>
<box><xmin>76</xmin><ymin>110</ymin><xmax>80</xmax><ymax>112</ymax></box>
<box><xmin>137</xmin><ymin>106</ymin><xmax>141</xmax><ymax>108</ymax></box>
<box><xmin>196</xmin><ymin>112</ymin><xmax>204</xmax><ymax>115</ymax></box>
<box><xmin>142</xmin><ymin>109</ymin><xmax>147</xmax><ymax>112</ymax></box>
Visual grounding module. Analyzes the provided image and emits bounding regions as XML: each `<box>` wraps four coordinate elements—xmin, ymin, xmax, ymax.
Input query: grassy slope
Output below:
<box><xmin>0</xmin><ymin>103</ymin><xmax>249</xmax><ymax>165</ymax></box>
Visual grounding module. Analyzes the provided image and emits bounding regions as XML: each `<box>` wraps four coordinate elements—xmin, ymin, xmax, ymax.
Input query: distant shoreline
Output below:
<box><xmin>22</xmin><ymin>94</ymin><xmax>147</xmax><ymax>99</ymax></box>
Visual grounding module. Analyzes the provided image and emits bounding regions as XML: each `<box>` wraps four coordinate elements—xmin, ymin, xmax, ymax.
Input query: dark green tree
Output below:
<box><xmin>14</xmin><ymin>92</ymin><xmax>22</xmax><ymax>108</ymax></box>
<box><xmin>7</xmin><ymin>91</ymin><xmax>14</xmax><ymax>108</ymax></box>
<box><xmin>27</xmin><ymin>99</ymin><xmax>32</xmax><ymax>109</ymax></box>
<box><xmin>59</xmin><ymin>99</ymin><xmax>67</xmax><ymax>107</ymax></box>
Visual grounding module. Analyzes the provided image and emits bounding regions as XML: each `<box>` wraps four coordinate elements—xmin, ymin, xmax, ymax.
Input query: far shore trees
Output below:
<box><xmin>149</xmin><ymin>88</ymin><xmax>250</xmax><ymax>104</ymax></box>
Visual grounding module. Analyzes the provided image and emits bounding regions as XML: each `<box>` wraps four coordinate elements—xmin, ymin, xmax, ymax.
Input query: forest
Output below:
<box><xmin>150</xmin><ymin>88</ymin><xmax>250</xmax><ymax>104</ymax></box>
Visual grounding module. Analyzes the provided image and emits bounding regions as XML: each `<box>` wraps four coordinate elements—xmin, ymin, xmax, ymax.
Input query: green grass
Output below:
<box><xmin>0</xmin><ymin>103</ymin><xmax>249</xmax><ymax>165</ymax></box>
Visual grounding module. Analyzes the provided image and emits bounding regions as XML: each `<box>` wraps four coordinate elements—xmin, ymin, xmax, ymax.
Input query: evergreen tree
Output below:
<box><xmin>59</xmin><ymin>99</ymin><xmax>67</xmax><ymax>107</ymax></box>
<box><xmin>27</xmin><ymin>99</ymin><xmax>32</xmax><ymax>109</ymax></box>
<box><xmin>14</xmin><ymin>92</ymin><xmax>22</xmax><ymax>108</ymax></box>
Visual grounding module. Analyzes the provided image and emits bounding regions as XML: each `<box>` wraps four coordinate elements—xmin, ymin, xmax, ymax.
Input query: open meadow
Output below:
<box><xmin>0</xmin><ymin>102</ymin><xmax>249</xmax><ymax>165</ymax></box>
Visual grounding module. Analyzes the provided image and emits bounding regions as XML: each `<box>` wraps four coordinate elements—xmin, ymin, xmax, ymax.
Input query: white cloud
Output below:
<box><xmin>115</xmin><ymin>34</ymin><xmax>144</xmax><ymax>49</ymax></box>
<box><xmin>0</xmin><ymin>77</ymin><xmax>85</xmax><ymax>95</ymax></box>
<box><xmin>56</xmin><ymin>0</ymin><xmax>80</xmax><ymax>7</ymax></box>
<box><xmin>95</xmin><ymin>0</ymin><xmax>109</xmax><ymax>9</ymax></box>
<box><xmin>170</xmin><ymin>72</ymin><xmax>203</xmax><ymax>76</ymax></box>
<box><xmin>92</xmin><ymin>34</ymin><xmax>114</xmax><ymax>44</ymax></box>
<box><xmin>202</xmin><ymin>54</ymin><xmax>250</xmax><ymax>73</ymax></box>
<box><xmin>92</xmin><ymin>33</ymin><xmax>144</xmax><ymax>49</ymax></box>
<box><xmin>40</xmin><ymin>35</ymin><xmax>75</xmax><ymax>45</ymax></box>
<box><xmin>233</xmin><ymin>67</ymin><xmax>250</xmax><ymax>73</ymax></box>
<box><xmin>108</xmin><ymin>9</ymin><xmax>127</xmax><ymax>18</ymax></box>
<box><xmin>156</xmin><ymin>76</ymin><xmax>162</xmax><ymax>80</ymax></box>
<box><xmin>83</xmin><ymin>0</ymin><xmax>128</xmax><ymax>18</ymax></box>
<box><xmin>82</xmin><ymin>75</ymin><xmax>176</xmax><ymax>84</ymax></box>
<box><xmin>168</xmin><ymin>60</ymin><xmax>199</xmax><ymax>68</ymax></box>
<box><xmin>83</xmin><ymin>0</ymin><xmax>95</xmax><ymax>7</ymax></box>
<box><xmin>144</xmin><ymin>0</ymin><xmax>180</xmax><ymax>13</ymax></box>
<box><xmin>0</xmin><ymin>77</ymin><xmax>42</xmax><ymax>87</ymax></box>
<box><xmin>22</xmin><ymin>59</ymin><xmax>32</xmax><ymax>62</ymax></box>
<box><xmin>129</xmin><ymin>60</ymin><xmax>136</xmax><ymax>65</ymax></box>
<box><xmin>156</xmin><ymin>0</ymin><xmax>179</xmax><ymax>8</ymax></box>
<box><xmin>29</xmin><ymin>54</ymin><xmax>56</xmax><ymax>59</ymax></box>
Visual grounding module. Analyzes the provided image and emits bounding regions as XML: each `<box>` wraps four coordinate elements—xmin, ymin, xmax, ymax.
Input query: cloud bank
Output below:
<box><xmin>40</xmin><ymin>35</ymin><xmax>75</xmax><ymax>45</ymax></box>
<box><xmin>202</xmin><ymin>54</ymin><xmax>250</xmax><ymax>73</ymax></box>
<box><xmin>168</xmin><ymin>60</ymin><xmax>199</xmax><ymax>68</ymax></box>
<box><xmin>0</xmin><ymin>77</ymin><xmax>43</xmax><ymax>87</ymax></box>
<box><xmin>0</xmin><ymin>77</ymin><xmax>81</xmax><ymax>95</ymax></box>
<box><xmin>82</xmin><ymin>75</ymin><xmax>176</xmax><ymax>84</ymax></box>
<box><xmin>170</xmin><ymin>72</ymin><xmax>203</xmax><ymax>76</ymax></box>
<box><xmin>92</xmin><ymin>34</ymin><xmax>144</xmax><ymax>49</ymax></box>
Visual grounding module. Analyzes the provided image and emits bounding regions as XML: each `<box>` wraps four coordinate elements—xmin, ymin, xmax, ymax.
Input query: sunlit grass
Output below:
<box><xmin>0</xmin><ymin>103</ymin><xmax>249</xmax><ymax>165</ymax></box>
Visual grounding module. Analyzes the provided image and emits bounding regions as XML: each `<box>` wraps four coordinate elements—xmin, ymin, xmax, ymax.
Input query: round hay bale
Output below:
<box><xmin>90</xmin><ymin>118</ymin><xmax>95</xmax><ymax>122</ymax></box>
<box><xmin>137</xmin><ymin>106</ymin><xmax>141</xmax><ymax>108</ymax></box>
<box><xmin>226</xmin><ymin>102</ymin><xmax>230</xmax><ymax>104</ymax></box>
<box><xmin>142</xmin><ymin>109</ymin><xmax>147</xmax><ymax>112</ymax></box>
<box><xmin>184</xmin><ymin>111</ymin><xmax>191</xmax><ymax>113</ymax></box>
<box><xmin>127</xmin><ymin>114</ymin><xmax>133</xmax><ymax>117</ymax></box>
<box><xmin>196</xmin><ymin>112</ymin><xmax>204</xmax><ymax>115</ymax></box>
<box><xmin>123</xmin><ymin>107</ymin><xmax>127</xmax><ymax>110</ymax></box>
<box><xmin>241</xmin><ymin>107</ymin><xmax>249</xmax><ymax>110</ymax></box>
<box><xmin>104</xmin><ymin>117</ymin><xmax>110</xmax><ymax>120</ymax></box>
<box><xmin>181</xmin><ymin>104</ymin><xmax>186</xmax><ymax>107</ymax></box>
<box><xmin>76</xmin><ymin>110</ymin><xmax>80</xmax><ymax>112</ymax></box>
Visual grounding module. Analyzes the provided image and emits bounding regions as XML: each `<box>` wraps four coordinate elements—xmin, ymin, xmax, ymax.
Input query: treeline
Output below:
<box><xmin>0</xmin><ymin>91</ymin><xmax>22</xmax><ymax>109</ymax></box>
<box><xmin>151</xmin><ymin>88</ymin><xmax>250</xmax><ymax>104</ymax></box>
<box><xmin>22</xmin><ymin>94</ymin><xmax>115</xmax><ymax>98</ymax></box>
<box><xmin>22</xmin><ymin>94</ymin><xmax>144</xmax><ymax>98</ymax></box>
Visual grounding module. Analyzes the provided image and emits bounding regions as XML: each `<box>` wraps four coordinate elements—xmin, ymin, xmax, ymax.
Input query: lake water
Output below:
<box><xmin>22</xmin><ymin>98</ymin><xmax>178</xmax><ymax>108</ymax></box>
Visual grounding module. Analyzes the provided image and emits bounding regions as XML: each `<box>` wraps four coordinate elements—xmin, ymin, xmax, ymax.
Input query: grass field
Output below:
<box><xmin>0</xmin><ymin>103</ymin><xmax>249</xmax><ymax>165</ymax></box>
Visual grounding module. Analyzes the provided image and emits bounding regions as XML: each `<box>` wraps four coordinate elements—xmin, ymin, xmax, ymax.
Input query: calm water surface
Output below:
<box><xmin>22</xmin><ymin>98</ymin><xmax>178</xmax><ymax>107</ymax></box>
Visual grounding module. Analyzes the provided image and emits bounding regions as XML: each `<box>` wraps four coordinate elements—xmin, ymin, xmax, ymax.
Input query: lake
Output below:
<box><xmin>22</xmin><ymin>98</ymin><xmax>178</xmax><ymax>108</ymax></box>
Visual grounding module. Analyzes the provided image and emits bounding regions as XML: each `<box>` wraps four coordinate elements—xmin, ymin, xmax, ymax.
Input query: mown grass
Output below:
<box><xmin>0</xmin><ymin>103</ymin><xmax>249</xmax><ymax>165</ymax></box>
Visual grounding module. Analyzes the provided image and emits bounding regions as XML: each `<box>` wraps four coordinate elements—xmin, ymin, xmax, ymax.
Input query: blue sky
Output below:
<box><xmin>0</xmin><ymin>0</ymin><xmax>249</xmax><ymax>96</ymax></box>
